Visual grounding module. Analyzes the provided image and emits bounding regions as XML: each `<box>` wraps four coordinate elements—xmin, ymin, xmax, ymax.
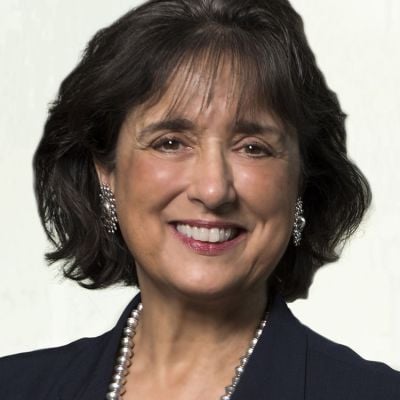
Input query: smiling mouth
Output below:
<box><xmin>171</xmin><ymin>223</ymin><xmax>244</xmax><ymax>243</ymax></box>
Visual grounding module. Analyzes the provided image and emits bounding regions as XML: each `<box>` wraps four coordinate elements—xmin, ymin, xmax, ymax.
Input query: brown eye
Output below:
<box><xmin>152</xmin><ymin>137</ymin><xmax>185</xmax><ymax>152</ymax></box>
<box><xmin>240</xmin><ymin>143</ymin><xmax>273</xmax><ymax>157</ymax></box>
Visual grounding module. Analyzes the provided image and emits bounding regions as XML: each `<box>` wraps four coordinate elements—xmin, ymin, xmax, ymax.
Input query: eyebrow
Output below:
<box><xmin>137</xmin><ymin>117</ymin><xmax>284</xmax><ymax>139</ymax></box>
<box><xmin>233</xmin><ymin>120</ymin><xmax>284</xmax><ymax>136</ymax></box>
<box><xmin>137</xmin><ymin>118</ymin><xmax>195</xmax><ymax>140</ymax></box>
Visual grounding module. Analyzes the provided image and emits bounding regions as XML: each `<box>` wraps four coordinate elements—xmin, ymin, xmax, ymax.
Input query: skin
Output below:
<box><xmin>96</xmin><ymin>64</ymin><xmax>301</xmax><ymax>399</ymax></box>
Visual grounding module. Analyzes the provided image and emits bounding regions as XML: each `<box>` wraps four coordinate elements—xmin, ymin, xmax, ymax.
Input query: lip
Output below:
<box><xmin>169</xmin><ymin>222</ymin><xmax>247</xmax><ymax>256</ymax></box>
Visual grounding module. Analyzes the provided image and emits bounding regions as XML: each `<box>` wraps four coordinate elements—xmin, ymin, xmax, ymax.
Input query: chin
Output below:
<box><xmin>163</xmin><ymin>273</ymin><xmax>249</xmax><ymax>304</ymax></box>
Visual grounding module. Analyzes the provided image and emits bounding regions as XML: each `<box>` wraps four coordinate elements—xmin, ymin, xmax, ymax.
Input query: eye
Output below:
<box><xmin>238</xmin><ymin>142</ymin><xmax>273</xmax><ymax>158</ymax></box>
<box><xmin>151</xmin><ymin>136</ymin><xmax>189</xmax><ymax>153</ymax></box>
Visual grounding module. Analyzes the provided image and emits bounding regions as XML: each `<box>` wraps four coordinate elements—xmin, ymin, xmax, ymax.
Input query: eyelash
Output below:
<box><xmin>151</xmin><ymin>136</ymin><xmax>189</xmax><ymax>152</ymax></box>
<box><xmin>238</xmin><ymin>143</ymin><xmax>274</xmax><ymax>157</ymax></box>
<box><xmin>151</xmin><ymin>135</ymin><xmax>274</xmax><ymax>157</ymax></box>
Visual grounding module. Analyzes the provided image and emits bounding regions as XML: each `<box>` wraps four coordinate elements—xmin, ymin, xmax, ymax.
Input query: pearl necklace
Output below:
<box><xmin>106</xmin><ymin>302</ymin><xmax>269</xmax><ymax>400</ymax></box>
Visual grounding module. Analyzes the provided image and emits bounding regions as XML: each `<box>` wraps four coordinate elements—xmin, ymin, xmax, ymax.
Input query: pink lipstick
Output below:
<box><xmin>169</xmin><ymin>222</ymin><xmax>246</xmax><ymax>256</ymax></box>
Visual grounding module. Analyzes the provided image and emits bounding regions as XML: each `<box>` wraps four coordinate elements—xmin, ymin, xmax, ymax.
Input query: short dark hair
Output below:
<box><xmin>33</xmin><ymin>0</ymin><xmax>371</xmax><ymax>302</ymax></box>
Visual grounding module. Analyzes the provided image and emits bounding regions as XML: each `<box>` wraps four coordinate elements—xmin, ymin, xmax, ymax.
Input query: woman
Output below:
<box><xmin>1</xmin><ymin>0</ymin><xmax>399</xmax><ymax>399</ymax></box>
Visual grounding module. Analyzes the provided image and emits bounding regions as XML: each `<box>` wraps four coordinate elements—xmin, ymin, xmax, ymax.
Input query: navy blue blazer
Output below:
<box><xmin>1</xmin><ymin>291</ymin><xmax>399</xmax><ymax>399</ymax></box>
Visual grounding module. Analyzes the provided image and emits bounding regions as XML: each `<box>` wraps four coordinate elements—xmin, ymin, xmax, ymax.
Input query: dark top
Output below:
<box><xmin>1</xmin><ymin>291</ymin><xmax>399</xmax><ymax>399</ymax></box>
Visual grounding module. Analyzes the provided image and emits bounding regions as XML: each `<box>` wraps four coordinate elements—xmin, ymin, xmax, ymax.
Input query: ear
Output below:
<box><xmin>93</xmin><ymin>158</ymin><xmax>115</xmax><ymax>192</ymax></box>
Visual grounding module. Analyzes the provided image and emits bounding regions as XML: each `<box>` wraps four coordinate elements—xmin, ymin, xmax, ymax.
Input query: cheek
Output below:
<box><xmin>113</xmin><ymin>152</ymin><xmax>186</xmax><ymax>260</ymax></box>
<box><xmin>237</xmin><ymin>163</ymin><xmax>298</xmax><ymax>271</ymax></box>
<box><xmin>114</xmin><ymin>152</ymin><xmax>184</xmax><ymax>214</ymax></box>
<box><xmin>235</xmin><ymin>161</ymin><xmax>298</xmax><ymax>217</ymax></box>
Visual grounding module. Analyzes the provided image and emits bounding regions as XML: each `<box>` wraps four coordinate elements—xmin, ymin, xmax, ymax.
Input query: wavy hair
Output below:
<box><xmin>33</xmin><ymin>0</ymin><xmax>371</xmax><ymax>302</ymax></box>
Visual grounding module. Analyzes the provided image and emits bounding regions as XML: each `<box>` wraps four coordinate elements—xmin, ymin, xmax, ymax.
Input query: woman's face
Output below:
<box><xmin>98</xmin><ymin>67</ymin><xmax>300</xmax><ymax>301</ymax></box>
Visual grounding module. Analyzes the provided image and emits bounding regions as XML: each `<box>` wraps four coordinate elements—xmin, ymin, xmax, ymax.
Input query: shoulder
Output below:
<box><xmin>303</xmin><ymin>324</ymin><xmax>400</xmax><ymax>398</ymax></box>
<box><xmin>0</xmin><ymin>333</ymin><xmax>108</xmax><ymax>400</ymax></box>
<box><xmin>0</xmin><ymin>293</ymin><xmax>140</xmax><ymax>400</ymax></box>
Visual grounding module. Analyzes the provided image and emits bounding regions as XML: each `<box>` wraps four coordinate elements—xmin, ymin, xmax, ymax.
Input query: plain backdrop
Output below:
<box><xmin>1</xmin><ymin>0</ymin><xmax>399</xmax><ymax>370</ymax></box>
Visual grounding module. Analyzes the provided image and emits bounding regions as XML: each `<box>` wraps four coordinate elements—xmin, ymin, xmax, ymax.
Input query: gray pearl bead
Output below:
<box><xmin>116</xmin><ymin>355</ymin><xmax>131</xmax><ymax>367</ymax></box>
<box><xmin>233</xmin><ymin>375</ymin><xmax>241</xmax><ymax>385</ymax></box>
<box><xmin>127</xmin><ymin>317</ymin><xmax>138</xmax><ymax>328</ymax></box>
<box><xmin>235</xmin><ymin>365</ymin><xmax>244</xmax><ymax>375</ymax></box>
<box><xmin>119</xmin><ymin>346</ymin><xmax>132</xmax><ymax>357</ymax></box>
<box><xmin>121</xmin><ymin>337</ymin><xmax>133</xmax><ymax>347</ymax></box>
<box><xmin>114</xmin><ymin>364</ymin><xmax>126</xmax><ymax>374</ymax></box>
<box><xmin>108</xmin><ymin>382</ymin><xmax>121</xmax><ymax>392</ymax></box>
<box><xmin>123</xmin><ymin>327</ymin><xmax>135</xmax><ymax>337</ymax></box>
<box><xmin>106</xmin><ymin>391</ymin><xmax>119</xmax><ymax>400</ymax></box>
<box><xmin>246</xmin><ymin>347</ymin><xmax>254</xmax><ymax>356</ymax></box>
<box><xmin>112</xmin><ymin>374</ymin><xmax>126</xmax><ymax>386</ymax></box>
<box><xmin>225</xmin><ymin>385</ymin><xmax>235</xmax><ymax>394</ymax></box>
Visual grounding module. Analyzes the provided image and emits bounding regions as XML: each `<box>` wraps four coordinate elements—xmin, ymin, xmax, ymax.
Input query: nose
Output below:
<box><xmin>186</xmin><ymin>146</ymin><xmax>237</xmax><ymax>211</ymax></box>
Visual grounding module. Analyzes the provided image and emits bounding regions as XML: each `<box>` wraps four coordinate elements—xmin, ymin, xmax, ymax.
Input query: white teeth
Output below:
<box><xmin>192</xmin><ymin>226</ymin><xmax>199</xmax><ymax>239</ymax></box>
<box><xmin>176</xmin><ymin>224</ymin><xmax>237</xmax><ymax>243</ymax></box>
<box><xmin>209</xmin><ymin>228</ymin><xmax>220</xmax><ymax>243</ymax></box>
<box><xmin>199</xmin><ymin>227</ymin><xmax>209</xmax><ymax>241</ymax></box>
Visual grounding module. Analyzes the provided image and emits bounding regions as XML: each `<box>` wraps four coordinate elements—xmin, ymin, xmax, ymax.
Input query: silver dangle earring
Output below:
<box><xmin>293</xmin><ymin>197</ymin><xmax>306</xmax><ymax>246</ymax></box>
<box><xmin>99</xmin><ymin>183</ymin><xmax>118</xmax><ymax>234</ymax></box>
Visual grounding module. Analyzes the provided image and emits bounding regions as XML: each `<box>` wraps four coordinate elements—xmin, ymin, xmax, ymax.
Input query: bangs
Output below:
<box><xmin>136</xmin><ymin>23</ymin><xmax>299</xmax><ymax>127</ymax></box>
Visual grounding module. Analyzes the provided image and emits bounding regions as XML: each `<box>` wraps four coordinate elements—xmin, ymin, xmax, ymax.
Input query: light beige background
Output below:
<box><xmin>1</xmin><ymin>0</ymin><xmax>399</xmax><ymax>370</ymax></box>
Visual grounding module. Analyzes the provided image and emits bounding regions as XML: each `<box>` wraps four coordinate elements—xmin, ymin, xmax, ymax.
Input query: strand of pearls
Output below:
<box><xmin>106</xmin><ymin>303</ymin><xmax>269</xmax><ymax>400</ymax></box>
<box><xmin>106</xmin><ymin>303</ymin><xmax>143</xmax><ymax>399</ymax></box>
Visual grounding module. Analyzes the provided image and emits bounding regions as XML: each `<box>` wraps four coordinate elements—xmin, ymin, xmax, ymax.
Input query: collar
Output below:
<box><xmin>67</xmin><ymin>291</ymin><xmax>307</xmax><ymax>400</ymax></box>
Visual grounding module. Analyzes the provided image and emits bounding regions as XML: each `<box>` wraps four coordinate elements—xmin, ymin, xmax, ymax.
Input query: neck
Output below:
<box><xmin>131</xmin><ymin>280</ymin><xmax>269</xmax><ymax>383</ymax></box>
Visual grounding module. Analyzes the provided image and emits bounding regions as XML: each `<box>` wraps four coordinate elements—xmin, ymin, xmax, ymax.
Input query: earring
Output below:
<box><xmin>99</xmin><ymin>183</ymin><xmax>118</xmax><ymax>234</ymax></box>
<box><xmin>293</xmin><ymin>197</ymin><xmax>306</xmax><ymax>246</ymax></box>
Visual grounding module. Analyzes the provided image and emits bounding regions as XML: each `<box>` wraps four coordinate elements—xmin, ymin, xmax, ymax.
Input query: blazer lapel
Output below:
<box><xmin>59</xmin><ymin>293</ymin><xmax>142</xmax><ymax>400</ymax></box>
<box><xmin>231</xmin><ymin>292</ymin><xmax>308</xmax><ymax>400</ymax></box>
